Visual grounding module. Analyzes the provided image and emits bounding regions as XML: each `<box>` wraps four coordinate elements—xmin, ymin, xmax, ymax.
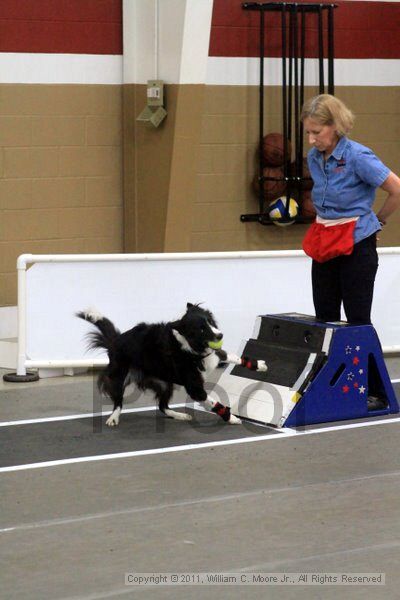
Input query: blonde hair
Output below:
<box><xmin>301</xmin><ymin>94</ymin><xmax>355</xmax><ymax>137</ymax></box>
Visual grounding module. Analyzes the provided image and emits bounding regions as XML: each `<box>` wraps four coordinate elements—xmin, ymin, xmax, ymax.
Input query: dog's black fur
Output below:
<box><xmin>77</xmin><ymin>303</ymin><xmax>240</xmax><ymax>426</ymax></box>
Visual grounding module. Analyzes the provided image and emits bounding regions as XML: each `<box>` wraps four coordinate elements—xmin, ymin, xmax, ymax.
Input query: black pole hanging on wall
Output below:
<box><xmin>241</xmin><ymin>1</ymin><xmax>337</xmax><ymax>226</ymax></box>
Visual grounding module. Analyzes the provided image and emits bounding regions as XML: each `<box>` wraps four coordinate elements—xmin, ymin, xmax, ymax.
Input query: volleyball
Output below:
<box><xmin>268</xmin><ymin>197</ymin><xmax>299</xmax><ymax>226</ymax></box>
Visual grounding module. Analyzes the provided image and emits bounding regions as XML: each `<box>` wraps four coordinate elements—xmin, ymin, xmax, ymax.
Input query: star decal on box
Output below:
<box><xmin>341</xmin><ymin>341</ymin><xmax>365</xmax><ymax>397</ymax></box>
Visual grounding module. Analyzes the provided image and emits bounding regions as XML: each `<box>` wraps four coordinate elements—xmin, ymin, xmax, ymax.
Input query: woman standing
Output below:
<box><xmin>301</xmin><ymin>94</ymin><xmax>400</xmax><ymax>409</ymax></box>
<box><xmin>301</xmin><ymin>94</ymin><xmax>400</xmax><ymax>324</ymax></box>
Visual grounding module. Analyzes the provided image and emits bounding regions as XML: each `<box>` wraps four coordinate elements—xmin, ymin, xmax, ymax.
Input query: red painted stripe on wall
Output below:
<box><xmin>209</xmin><ymin>0</ymin><xmax>400</xmax><ymax>59</ymax></box>
<box><xmin>0</xmin><ymin>0</ymin><xmax>122</xmax><ymax>54</ymax></box>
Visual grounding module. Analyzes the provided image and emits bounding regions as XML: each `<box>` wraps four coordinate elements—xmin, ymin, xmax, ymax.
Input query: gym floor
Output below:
<box><xmin>1</xmin><ymin>362</ymin><xmax>400</xmax><ymax>600</ymax></box>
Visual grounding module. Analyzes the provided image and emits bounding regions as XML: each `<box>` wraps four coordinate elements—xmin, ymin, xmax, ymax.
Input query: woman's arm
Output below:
<box><xmin>376</xmin><ymin>171</ymin><xmax>400</xmax><ymax>224</ymax></box>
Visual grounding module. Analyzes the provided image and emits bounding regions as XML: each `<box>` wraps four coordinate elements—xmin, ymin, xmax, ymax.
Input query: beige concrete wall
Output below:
<box><xmin>123</xmin><ymin>84</ymin><xmax>177</xmax><ymax>253</ymax></box>
<box><xmin>165</xmin><ymin>85</ymin><xmax>208</xmax><ymax>252</ymax></box>
<box><xmin>190</xmin><ymin>85</ymin><xmax>400</xmax><ymax>252</ymax></box>
<box><xmin>2</xmin><ymin>81</ymin><xmax>399</xmax><ymax>307</ymax></box>
<box><xmin>123</xmin><ymin>83</ymin><xmax>400</xmax><ymax>256</ymax></box>
<box><xmin>0</xmin><ymin>84</ymin><xmax>123</xmax><ymax>306</ymax></box>
<box><xmin>123</xmin><ymin>84</ymin><xmax>207</xmax><ymax>254</ymax></box>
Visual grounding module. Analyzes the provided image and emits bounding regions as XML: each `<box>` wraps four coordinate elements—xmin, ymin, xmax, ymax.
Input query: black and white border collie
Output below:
<box><xmin>77</xmin><ymin>303</ymin><xmax>266</xmax><ymax>427</ymax></box>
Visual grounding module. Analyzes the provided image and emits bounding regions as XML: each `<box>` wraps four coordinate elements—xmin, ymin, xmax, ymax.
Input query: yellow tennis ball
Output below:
<box><xmin>208</xmin><ymin>339</ymin><xmax>223</xmax><ymax>350</ymax></box>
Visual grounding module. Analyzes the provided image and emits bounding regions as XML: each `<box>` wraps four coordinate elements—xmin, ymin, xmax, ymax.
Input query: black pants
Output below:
<box><xmin>312</xmin><ymin>234</ymin><xmax>378</xmax><ymax>325</ymax></box>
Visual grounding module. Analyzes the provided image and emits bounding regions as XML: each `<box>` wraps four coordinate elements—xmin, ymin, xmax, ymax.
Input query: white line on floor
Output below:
<box><xmin>1</xmin><ymin>469</ymin><xmax>399</xmax><ymax>534</ymax></box>
<box><xmin>54</xmin><ymin>536</ymin><xmax>400</xmax><ymax>600</ymax></box>
<box><xmin>0</xmin><ymin>415</ymin><xmax>399</xmax><ymax>474</ymax></box>
<box><xmin>241</xmin><ymin>539</ymin><xmax>400</xmax><ymax>572</ymax></box>
<box><xmin>0</xmin><ymin>403</ymin><xmax>187</xmax><ymax>427</ymax></box>
<box><xmin>0</xmin><ymin>431</ymin><xmax>289</xmax><ymax>474</ymax></box>
<box><xmin>290</xmin><ymin>415</ymin><xmax>400</xmax><ymax>434</ymax></box>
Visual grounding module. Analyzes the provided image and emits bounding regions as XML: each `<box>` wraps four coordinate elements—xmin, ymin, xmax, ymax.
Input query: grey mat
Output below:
<box><xmin>0</xmin><ymin>407</ymin><xmax>276</xmax><ymax>468</ymax></box>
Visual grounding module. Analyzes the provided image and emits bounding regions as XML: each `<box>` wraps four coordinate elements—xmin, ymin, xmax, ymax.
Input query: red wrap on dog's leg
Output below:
<box><xmin>240</xmin><ymin>356</ymin><xmax>259</xmax><ymax>371</ymax></box>
<box><xmin>211</xmin><ymin>402</ymin><xmax>231</xmax><ymax>422</ymax></box>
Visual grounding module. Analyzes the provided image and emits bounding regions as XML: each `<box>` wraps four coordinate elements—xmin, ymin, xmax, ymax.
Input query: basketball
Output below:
<box><xmin>262</xmin><ymin>133</ymin><xmax>292</xmax><ymax>167</ymax></box>
<box><xmin>301</xmin><ymin>158</ymin><xmax>313</xmax><ymax>191</ymax></box>
<box><xmin>289</xmin><ymin>158</ymin><xmax>313</xmax><ymax>191</ymax></box>
<box><xmin>268</xmin><ymin>196</ymin><xmax>299</xmax><ymax>226</ymax></box>
<box><xmin>252</xmin><ymin>166</ymin><xmax>286</xmax><ymax>201</ymax></box>
<box><xmin>299</xmin><ymin>190</ymin><xmax>316</xmax><ymax>218</ymax></box>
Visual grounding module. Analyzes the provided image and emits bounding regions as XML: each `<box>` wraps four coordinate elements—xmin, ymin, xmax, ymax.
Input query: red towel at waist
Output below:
<box><xmin>302</xmin><ymin>216</ymin><xmax>359</xmax><ymax>263</ymax></box>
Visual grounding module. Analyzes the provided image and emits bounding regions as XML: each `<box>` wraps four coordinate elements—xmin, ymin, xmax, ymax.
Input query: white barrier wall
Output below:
<box><xmin>13</xmin><ymin>249</ymin><xmax>400</xmax><ymax>374</ymax></box>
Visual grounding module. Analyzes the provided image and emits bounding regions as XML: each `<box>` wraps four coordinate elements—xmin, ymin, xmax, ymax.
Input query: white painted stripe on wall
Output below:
<box><xmin>0</xmin><ymin>53</ymin><xmax>123</xmax><ymax>85</ymax></box>
<box><xmin>2</xmin><ymin>54</ymin><xmax>395</xmax><ymax>87</ymax></box>
<box><xmin>206</xmin><ymin>57</ymin><xmax>400</xmax><ymax>87</ymax></box>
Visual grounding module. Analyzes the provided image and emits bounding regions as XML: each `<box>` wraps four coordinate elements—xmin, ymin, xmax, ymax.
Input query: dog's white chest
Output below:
<box><xmin>202</xmin><ymin>352</ymin><xmax>220</xmax><ymax>378</ymax></box>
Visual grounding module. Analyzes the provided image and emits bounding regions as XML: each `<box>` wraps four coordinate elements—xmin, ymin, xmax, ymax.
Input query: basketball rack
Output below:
<box><xmin>240</xmin><ymin>1</ymin><xmax>337</xmax><ymax>226</ymax></box>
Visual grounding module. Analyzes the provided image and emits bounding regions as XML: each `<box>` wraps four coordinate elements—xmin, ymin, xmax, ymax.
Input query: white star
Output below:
<box><xmin>347</xmin><ymin>372</ymin><xmax>355</xmax><ymax>381</ymax></box>
<box><xmin>355</xmin><ymin>346</ymin><xmax>360</xmax><ymax>352</ymax></box>
<box><xmin>345</xmin><ymin>346</ymin><xmax>352</xmax><ymax>354</ymax></box>
<box><xmin>359</xmin><ymin>385</ymin><xmax>366</xmax><ymax>394</ymax></box>
<box><xmin>359</xmin><ymin>369</ymin><xmax>364</xmax><ymax>375</ymax></box>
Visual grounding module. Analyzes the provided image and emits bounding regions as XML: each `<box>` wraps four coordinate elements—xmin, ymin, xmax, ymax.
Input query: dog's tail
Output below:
<box><xmin>76</xmin><ymin>307</ymin><xmax>121</xmax><ymax>353</ymax></box>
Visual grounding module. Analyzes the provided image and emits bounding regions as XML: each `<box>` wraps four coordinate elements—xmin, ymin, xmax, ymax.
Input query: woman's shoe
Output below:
<box><xmin>367</xmin><ymin>396</ymin><xmax>388</xmax><ymax>411</ymax></box>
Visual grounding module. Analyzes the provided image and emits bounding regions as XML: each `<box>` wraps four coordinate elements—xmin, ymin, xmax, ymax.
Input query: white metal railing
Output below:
<box><xmin>14</xmin><ymin>249</ymin><xmax>400</xmax><ymax>376</ymax></box>
<box><xmin>16</xmin><ymin>250</ymin><xmax>303</xmax><ymax>376</ymax></box>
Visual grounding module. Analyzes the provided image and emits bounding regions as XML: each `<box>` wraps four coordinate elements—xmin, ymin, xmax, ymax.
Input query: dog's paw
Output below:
<box><xmin>106</xmin><ymin>408</ymin><xmax>121</xmax><ymax>427</ymax></box>
<box><xmin>164</xmin><ymin>409</ymin><xmax>192</xmax><ymax>421</ymax></box>
<box><xmin>176</xmin><ymin>413</ymin><xmax>193</xmax><ymax>421</ymax></box>
<box><xmin>256</xmin><ymin>360</ymin><xmax>268</xmax><ymax>372</ymax></box>
<box><xmin>226</xmin><ymin>353</ymin><xmax>242</xmax><ymax>365</ymax></box>
<box><xmin>239</xmin><ymin>356</ymin><xmax>268</xmax><ymax>372</ymax></box>
<box><xmin>228</xmin><ymin>413</ymin><xmax>242</xmax><ymax>425</ymax></box>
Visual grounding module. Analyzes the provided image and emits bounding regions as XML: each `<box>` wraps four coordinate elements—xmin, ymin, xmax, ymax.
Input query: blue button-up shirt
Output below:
<box><xmin>307</xmin><ymin>136</ymin><xmax>390</xmax><ymax>244</ymax></box>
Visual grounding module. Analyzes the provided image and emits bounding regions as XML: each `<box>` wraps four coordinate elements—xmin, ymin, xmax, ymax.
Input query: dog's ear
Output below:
<box><xmin>186</xmin><ymin>302</ymin><xmax>204</xmax><ymax>309</ymax></box>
